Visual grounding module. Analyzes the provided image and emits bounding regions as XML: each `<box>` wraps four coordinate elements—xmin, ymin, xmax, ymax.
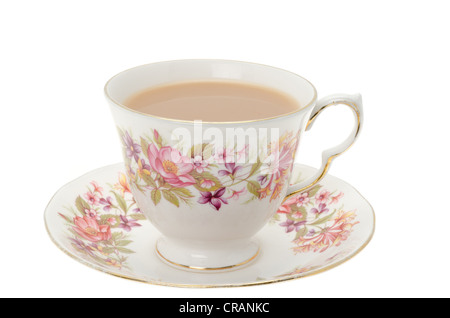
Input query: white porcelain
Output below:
<box><xmin>44</xmin><ymin>163</ymin><xmax>375</xmax><ymax>287</ymax></box>
<box><xmin>104</xmin><ymin>60</ymin><xmax>363</xmax><ymax>270</ymax></box>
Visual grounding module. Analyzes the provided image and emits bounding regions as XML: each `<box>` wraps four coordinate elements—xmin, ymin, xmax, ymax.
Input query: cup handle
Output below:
<box><xmin>284</xmin><ymin>93</ymin><xmax>363</xmax><ymax>201</ymax></box>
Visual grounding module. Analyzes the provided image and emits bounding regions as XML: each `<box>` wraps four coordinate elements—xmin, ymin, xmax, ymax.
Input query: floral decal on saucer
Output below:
<box><xmin>58</xmin><ymin>177</ymin><xmax>144</xmax><ymax>270</ymax></box>
<box><xmin>45</xmin><ymin>163</ymin><xmax>374</xmax><ymax>287</ymax></box>
<box><xmin>117</xmin><ymin>128</ymin><xmax>299</xmax><ymax>211</ymax></box>
<box><xmin>274</xmin><ymin>185</ymin><xmax>359</xmax><ymax>253</ymax></box>
<box><xmin>276</xmin><ymin>249</ymin><xmax>354</xmax><ymax>278</ymax></box>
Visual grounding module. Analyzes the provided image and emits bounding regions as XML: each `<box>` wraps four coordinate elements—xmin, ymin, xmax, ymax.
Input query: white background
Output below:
<box><xmin>1</xmin><ymin>0</ymin><xmax>449</xmax><ymax>298</ymax></box>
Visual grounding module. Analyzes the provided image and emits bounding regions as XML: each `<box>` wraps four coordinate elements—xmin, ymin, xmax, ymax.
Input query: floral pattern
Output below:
<box><xmin>275</xmin><ymin>249</ymin><xmax>354</xmax><ymax>278</ymax></box>
<box><xmin>118</xmin><ymin>128</ymin><xmax>299</xmax><ymax>211</ymax></box>
<box><xmin>47</xmin><ymin>163</ymin><xmax>371</xmax><ymax>283</ymax></box>
<box><xmin>274</xmin><ymin>185</ymin><xmax>359</xmax><ymax>253</ymax></box>
<box><xmin>57</xmin><ymin>169</ymin><xmax>359</xmax><ymax>271</ymax></box>
<box><xmin>59</xmin><ymin>176</ymin><xmax>144</xmax><ymax>270</ymax></box>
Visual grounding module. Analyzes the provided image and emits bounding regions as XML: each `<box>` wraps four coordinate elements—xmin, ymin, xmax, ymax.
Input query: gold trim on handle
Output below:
<box><xmin>284</xmin><ymin>100</ymin><xmax>362</xmax><ymax>202</ymax></box>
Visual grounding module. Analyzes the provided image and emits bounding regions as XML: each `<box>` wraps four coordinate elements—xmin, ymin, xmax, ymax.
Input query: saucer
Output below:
<box><xmin>44</xmin><ymin>163</ymin><xmax>375</xmax><ymax>287</ymax></box>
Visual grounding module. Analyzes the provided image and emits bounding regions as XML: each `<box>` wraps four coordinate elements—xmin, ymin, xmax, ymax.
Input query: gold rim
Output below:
<box><xmin>155</xmin><ymin>244</ymin><xmax>260</xmax><ymax>271</ymax></box>
<box><xmin>283</xmin><ymin>100</ymin><xmax>362</xmax><ymax>203</ymax></box>
<box><xmin>104</xmin><ymin>59</ymin><xmax>318</xmax><ymax>125</ymax></box>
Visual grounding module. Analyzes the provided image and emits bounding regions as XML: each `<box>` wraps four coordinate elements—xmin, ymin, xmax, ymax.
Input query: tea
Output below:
<box><xmin>123</xmin><ymin>80</ymin><xmax>300</xmax><ymax>121</ymax></box>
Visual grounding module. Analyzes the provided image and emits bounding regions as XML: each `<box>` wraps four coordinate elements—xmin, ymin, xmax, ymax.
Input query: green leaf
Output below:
<box><xmin>189</xmin><ymin>143</ymin><xmax>210</xmax><ymax>158</ymax></box>
<box><xmin>101</xmin><ymin>247</ymin><xmax>116</xmax><ymax>254</ymax></box>
<box><xmin>151</xmin><ymin>189</ymin><xmax>161</xmax><ymax>205</ymax></box>
<box><xmin>307</xmin><ymin>185</ymin><xmax>321</xmax><ymax>198</ymax></box>
<box><xmin>112</xmin><ymin>191</ymin><xmax>128</xmax><ymax>213</ymax></box>
<box><xmin>295</xmin><ymin>226</ymin><xmax>309</xmax><ymax>240</ymax></box>
<box><xmin>171</xmin><ymin>187</ymin><xmax>194</xmax><ymax>198</ymax></box>
<box><xmin>75</xmin><ymin>196</ymin><xmax>90</xmax><ymax>215</ymax></box>
<box><xmin>99</xmin><ymin>214</ymin><xmax>121</xmax><ymax>227</ymax></box>
<box><xmin>112</xmin><ymin>232</ymin><xmax>123</xmax><ymax>241</ymax></box>
<box><xmin>299</xmin><ymin>206</ymin><xmax>307</xmax><ymax>219</ymax></box>
<box><xmin>153</xmin><ymin>129</ymin><xmax>163</xmax><ymax>148</ymax></box>
<box><xmin>202</xmin><ymin>143</ymin><xmax>215</xmax><ymax>161</ymax></box>
<box><xmin>140</xmin><ymin>137</ymin><xmax>150</xmax><ymax>159</ymax></box>
<box><xmin>142</xmin><ymin>173</ymin><xmax>157</xmax><ymax>188</ymax></box>
<box><xmin>134</xmin><ymin>182</ymin><xmax>146</xmax><ymax>194</ymax></box>
<box><xmin>116</xmin><ymin>247</ymin><xmax>135</xmax><ymax>254</ymax></box>
<box><xmin>116</xmin><ymin>240</ymin><xmax>133</xmax><ymax>247</ymax></box>
<box><xmin>129</xmin><ymin>213</ymin><xmax>147</xmax><ymax>221</ymax></box>
<box><xmin>287</xmin><ymin>206</ymin><xmax>307</xmax><ymax>221</ymax></box>
<box><xmin>190</xmin><ymin>171</ymin><xmax>223</xmax><ymax>192</ymax></box>
<box><xmin>246</xmin><ymin>180</ymin><xmax>261</xmax><ymax>198</ymax></box>
<box><xmin>270</xmin><ymin>213</ymin><xmax>281</xmax><ymax>223</ymax></box>
<box><xmin>310</xmin><ymin>210</ymin><xmax>336</xmax><ymax>226</ymax></box>
<box><xmin>116</xmin><ymin>126</ymin><xmax>125</xmax><ymax>141</ymax></box>
<box><xmin>243</xmin><ymin>197</ymin><xmax>257</xmax><ymax>204</ymax></box>
<box><xmin>248</xmin><ymin>160</ymin><xmax>262</xmax><ymax>178</ymax></box>
<box><xmin>162</xmin><ymin>190</ymin><xmax>180</xmax><ymax>207</ymax></box>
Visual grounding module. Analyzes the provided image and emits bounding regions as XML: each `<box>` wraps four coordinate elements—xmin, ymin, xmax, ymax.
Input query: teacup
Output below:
<box><xmin>104</xmin><ymin>59</ymin><xmax>363</xmax><ymax>270</ymax></box>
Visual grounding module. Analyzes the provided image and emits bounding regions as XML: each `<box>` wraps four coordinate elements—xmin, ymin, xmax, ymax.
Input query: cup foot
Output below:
<box><xmin>155</xmin><ymin>237</ymin><xmax>260</xmax><ymax>272</ymax></box>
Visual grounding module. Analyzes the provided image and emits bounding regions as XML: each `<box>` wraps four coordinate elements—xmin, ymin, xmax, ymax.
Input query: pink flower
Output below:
<box><xmin>153</xmin><ymin>129</ymin><xmax>160</xmax><ymax>141</ymax></box>
<box><xmin>292</xmin><ymin>211</ymin><xmax>303</xmax><ymax>219</ymax></box>
<box><xmin>226</xmin><ymin>187</ymin><xmax>247</xmax><ymax>200</ymax></box>
<box><xmin>90</xmin><ymin>181</ymin><xmax>103</xmax><ymax>195</ymax></box>
<box><xmin>277</xmin><ymin>196</ymin><xmax>298</xmax><ymax>214</ymax></box>
<box><xmin>107</xmin><ymin>217</ymin><xmax>117</xmax><ymax>226</ymax></box>
<box><xmin>315</xmin><ymin>190</ymin><xmax>330</xmax><ymax>204</ymax></box>
<box><xmin>84</xmin><ymin>208</ymin><xmax>100</xmax><ymax>220</ymax></box>
<box><xmin>72</xmin><ymin>216</ymin><xmax>112</xmax><ymax>242</ymax></box>
<box><xmin>84</xmin><ymin>191</ymin><xmax>99</xmax><ymax>206</ymax></box>
<box><xmin>200</xmin><ymin>179</ymin><xmax>215</xmax><ymax>188</ymax></box>
<box><xmin>212</xmin><ymin>148</ymin><xmax>235</xmax><ymax>164</ymax></box>
<box><xmin>261</xmin><ymin>144</ymin><xmax>294</xmax><ymax>179</ymax></box>
<box><xmin>277</xmin><ymin>205</ymin><xmax>291</xmax><ymax>214</ymax></box>
<box><xmin>148</xmin><ymin>144</ymin><xmax>196</xmax><ymax>187</ymax></box>
<box><xmin>330</xmin><ymin>192</ymin><xmax>344</xmax><ymax>204</ymax></box>
<box><xmin>296</xmin><ymin>193</ymin><xmax>310</xmax><ymax>207</ymax></box>
<box><xmin>235</xmin><ymin>145</ymin><xmax>249</xmax><ymax>161</ymax></box>
<box><xmin>193</xmin><ymin>155</ymin><xmax>209</xmax><ymax>173</ymax></box>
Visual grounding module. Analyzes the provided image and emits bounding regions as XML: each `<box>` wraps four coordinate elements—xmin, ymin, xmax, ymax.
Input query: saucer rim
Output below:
<box><xmin>44</xmin><ymin>163</ymin><xmax>375</xmax><ymax>288</ymax></box>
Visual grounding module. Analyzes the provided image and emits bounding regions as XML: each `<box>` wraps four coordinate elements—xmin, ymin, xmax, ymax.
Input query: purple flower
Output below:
<box><xmin>69</xmin><ymin>238</ymin><xmax>94</xmax><ymax>256</ymax></box>
<box><xmin>279</xmin><ymin>219</ymin><xmax>306</xmax><ymax>233</ymax></box>
<box><xmin>311</xmin><ymin>203</ymin><xmax>329</xmax><ymax>215</ymax></box>
<box><xmin>218</xmin><ymin>163</ymin><xmax>242</xmax><ymax>177</ymax></box>
<box><xmin>132</xmin><ymin>207</ymin><xmax>141</xmax><ymax>213</ymax></box>
<box><xmin>99</xmin><ymin>196</ymin><xmax>114</xmax><ymax>212</ymax></box>
<box><xmin>123</xmin><ymin>131</ymin><xmax>141</xmax><ymax>162</ymax></box>
<box><xmin>198</xmin><ymin>187</ymin><xmax>228</xmax><ymax>211</ymax></box>
<box><xmin>118</xmin><ymin>215</ymin><xmax>141</xmax><ymax>232</ymax></box>
<box><xmin>257</xmin><ymin>175</ymin><xmax>268</xmax><ymax>185</ymax></box>
<box><xmin>138</xmin><ymin>158</ymin><xmax>151</xmax><ymax>174</ymax></box>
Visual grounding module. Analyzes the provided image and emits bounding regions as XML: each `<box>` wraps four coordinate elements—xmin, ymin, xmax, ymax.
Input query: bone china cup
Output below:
<box><xmin>104</xmin><ymin>60</ymin><xmax>363</xmax><ymax>271</ymax></box>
